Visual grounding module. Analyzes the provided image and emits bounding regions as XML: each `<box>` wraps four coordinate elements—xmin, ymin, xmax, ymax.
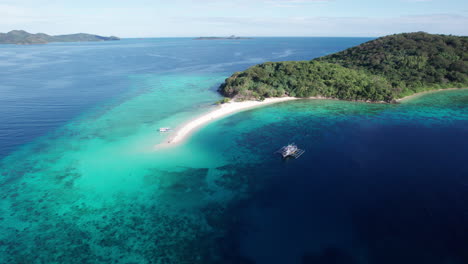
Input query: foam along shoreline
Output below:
<box><xmin>155</xmin><ymin>97</ymin><xmax>297</xmax><ymax>148</ymax></box>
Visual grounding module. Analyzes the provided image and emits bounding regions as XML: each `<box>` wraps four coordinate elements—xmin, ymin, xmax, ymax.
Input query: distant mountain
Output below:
<box><xmin>0</xmin><ymin>30</ymin><xmax>120</xmax><ymax>45</ymax></box>
<box><xmin>194</xmin><ymin>35</ymin><xmax>252</xmax><ymax>40</ymax></box>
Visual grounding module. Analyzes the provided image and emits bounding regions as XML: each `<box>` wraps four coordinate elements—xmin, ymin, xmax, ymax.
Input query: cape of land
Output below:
<box><xmin>0</xmin><ymin>30</ymin><xmax>120</xmax><ymax>45</ymax></box>
<box><xmin>219</xmin><ymin>32</ymin><xmax>468</xmax><ymax>102</ymax></box>
<box><xmin>156</xmin><ymin>32</ymin><xmax>468</xmax><ymax>148</ymax></box>
<box><xmin>156</xmin><ymin>97</ymin><xmax>297</xmax><ymax>148</ymax></box>
<box><xmin>194</xmin><ymin>35</ymin><xmax>253</xmax><ymax>40</ymax></box>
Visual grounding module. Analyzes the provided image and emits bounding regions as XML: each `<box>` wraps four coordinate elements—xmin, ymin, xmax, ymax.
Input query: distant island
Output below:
<box><xmin>194</xmin><ymin>35</ymin><xmax>253</xmax><ymax>40</ymax></box>
<box><xmin>0</xmin><ymin>30</ymin><xmax>120</xmax><ymax>45</ymax></box>
<box><xmin>219</xmin><ymin>32</ymin><xmax>468</xmax><ymax>103</ymax></box>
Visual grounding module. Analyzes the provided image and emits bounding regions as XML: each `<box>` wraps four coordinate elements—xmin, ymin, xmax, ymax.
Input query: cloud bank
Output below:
<box><xmin>0</xmin><ymin>1</ymin><xmax>466</xmax><ymax>37</ymax></box>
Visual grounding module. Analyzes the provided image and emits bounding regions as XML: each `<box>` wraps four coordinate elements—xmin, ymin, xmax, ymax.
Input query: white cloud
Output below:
<box><xmin>0</xmin><ymin>1</ymin><xmax>466</xmax><ymax>37</ymax></box>
<box><xmin>0</xmin><ymin>5</ymin><xmax>153</xmax><ymax>36</ymax></box>
<box><xmin>183</xmin><ymin>14</ymin><xmax>468</xmax><ymax>37</ymax></box>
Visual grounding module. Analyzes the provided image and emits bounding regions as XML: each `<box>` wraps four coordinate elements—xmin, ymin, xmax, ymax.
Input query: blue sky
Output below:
<box><xmin>0</xmin><ymin>0</ymin><xmax>467</xmax><ymax>37</ymax></box>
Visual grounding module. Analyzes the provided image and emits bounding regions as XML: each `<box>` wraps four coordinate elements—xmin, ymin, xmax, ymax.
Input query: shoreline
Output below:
<box><xmin>396</xmin><ymin>87</ymin><xmax>467</xmax><ymax>102</ymax></box>
<box><xmin>155</xmin><ymin>88</ymin><xmax>467</xmax><ymax>149</ymax></box>
<box><xmin>154</xmin><ymin>97</ymin><xmax>298</xmax><ymax>149</ymax></box>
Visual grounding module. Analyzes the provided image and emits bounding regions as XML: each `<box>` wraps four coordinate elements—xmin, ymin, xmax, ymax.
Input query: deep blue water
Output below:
<box><xmin>1</xmin><ymin>38</ymin><xmax>467</xmax><ymax>264</ymax></box>
<box><xmin>230</xmin><ymin>110</ymin><xmax>468</xmax><ymax>264</ymax></box>
<box><xmin>188</xmin><ymin>96</ymin><xmax>467</xmax><ymax>264</ymax></box>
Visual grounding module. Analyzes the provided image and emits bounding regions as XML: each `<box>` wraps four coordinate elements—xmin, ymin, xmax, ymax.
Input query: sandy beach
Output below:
<box><xmin>155</xmin><ymin>87</ymin><xmax>467</xmax><ymax>149</ymax></box>
<box><xmin>155</xmin><ymin>97</ymin><xmax>297</xmax><ymax>148</ymax></box>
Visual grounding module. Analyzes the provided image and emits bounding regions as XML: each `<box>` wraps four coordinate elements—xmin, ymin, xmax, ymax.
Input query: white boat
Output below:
<box><xmin>276</xmin><ymin>143</ymin><xmax>305</xmax><ymax>159</ymax></box>
<box><xmin>159</xmin><ymin>127</ymin><xmax>172</xmax><ymax>132</ymax></box>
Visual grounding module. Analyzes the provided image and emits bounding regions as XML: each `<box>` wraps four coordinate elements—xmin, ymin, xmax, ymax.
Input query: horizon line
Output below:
<box><xmin>123</xmin><ymin>36</ymin><xmax>379</xmax><ymax>38</ymax></box>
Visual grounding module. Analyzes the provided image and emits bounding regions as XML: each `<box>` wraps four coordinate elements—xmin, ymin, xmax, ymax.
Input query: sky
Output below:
<box><xmin>0</xmin><ymin>0</ymin><xmax>467</xmax><ymax>37</ymax></box>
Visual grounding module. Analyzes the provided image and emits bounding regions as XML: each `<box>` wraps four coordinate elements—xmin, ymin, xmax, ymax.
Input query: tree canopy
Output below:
<box><xmin>219</xmin><ymin>32</ymin><xmax>468</xmax><ymax>102</ymax></box>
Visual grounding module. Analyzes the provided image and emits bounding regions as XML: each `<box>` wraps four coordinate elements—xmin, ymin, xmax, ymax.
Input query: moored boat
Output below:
<box><xmin>276</xmin><ymin>143</ymin><xmax>305</xmax><ymax>159</ymax></box>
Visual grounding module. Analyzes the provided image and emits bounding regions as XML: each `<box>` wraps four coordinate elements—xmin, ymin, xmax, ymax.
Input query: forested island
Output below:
<box><xmin>219</xmin><ymin>32</ymin><xmax>468</xmax><ymax>102</ymax></box>
<box><xmin>0</xmin><ymin>30</ymin><xmax>120</xmax><ymax>45</ymax></box>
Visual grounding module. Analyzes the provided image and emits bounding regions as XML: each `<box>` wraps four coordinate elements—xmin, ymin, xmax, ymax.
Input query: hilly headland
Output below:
<box><xmin>0</xmin><ymin>30</ymin><xmax>120</xmax><ymax>45</ymax></box>
<box><xmin>219</xmin><ymin>32</ymin><xmax>468</xmax><ymax>103</ymax></box>
<box><xmin>160</xmin><ymin>32</ymin><xmax>467</xmax><ymax>146</ymax></box>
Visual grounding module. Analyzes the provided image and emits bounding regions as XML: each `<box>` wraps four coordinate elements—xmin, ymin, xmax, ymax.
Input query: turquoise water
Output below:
<box><xmin>0</xmin><ymin>38</ymin><xmax>467</xmax><ymax>263</ymax></box>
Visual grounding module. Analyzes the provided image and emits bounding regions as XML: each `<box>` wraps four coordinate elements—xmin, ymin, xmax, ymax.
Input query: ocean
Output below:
<box><xmin>0</xmin><ymin>38</ymin><xmax>467</xmax><ymax>264</ymax></box>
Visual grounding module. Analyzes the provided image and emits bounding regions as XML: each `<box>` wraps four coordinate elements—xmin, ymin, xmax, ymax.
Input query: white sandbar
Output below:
<box><xmin>156</xmin><ymin>97</ymin><xmax>297</xmax><ymax>148</ymax></box>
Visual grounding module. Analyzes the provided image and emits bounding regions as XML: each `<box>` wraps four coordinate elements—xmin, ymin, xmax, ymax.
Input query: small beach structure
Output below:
<box><xmin>276</xmin><ymin>143</ymin><xmax>305</xmax><ymax>159</ymax></box>
<box><xmin>158</xmin><ymin>127</ymin><xmax>172</xmax><ymax>133</ymax></box>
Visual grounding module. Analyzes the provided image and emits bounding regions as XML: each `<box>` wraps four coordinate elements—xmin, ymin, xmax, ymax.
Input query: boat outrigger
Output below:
<box><xmin>276</xmin><ymin>143</ymin><xmax>305</xmax><ymax>159</ymax></box>
<box><xmin>159</xmin><ymin>127</ymin><xmax>172</xmax><ymax>133</ymax></box>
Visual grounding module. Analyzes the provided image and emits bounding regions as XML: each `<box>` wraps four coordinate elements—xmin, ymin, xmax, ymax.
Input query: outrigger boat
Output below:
<box><xmin>276</xmin><ymin>143</ymin><xmax>305</xmax><ymax>159</ymax></box>
<box><xmin>158</xmin><ymin>127</ymin><xmax>172</xmax><ymax>133</ymax></box>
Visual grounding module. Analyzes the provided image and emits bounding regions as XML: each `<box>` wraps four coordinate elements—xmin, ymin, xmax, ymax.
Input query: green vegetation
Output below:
<box><xmin>219</xmin><ymin>32</ymin><xmax>468</xmax><ymax>102</ymax></box>
<box><xmin>215</xmin><ymin>98</ymin><xmax>231</xmax><ymax>105</ymax></box>
<box><xmin>0</xmin><ymin>30</ymin><xmax>120</xmax><ymax>45</ymax></box>
<box><xmin>220</xmin><ymin>61</ymin><xmax>394</xmax><ymax>102</ymax></box>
